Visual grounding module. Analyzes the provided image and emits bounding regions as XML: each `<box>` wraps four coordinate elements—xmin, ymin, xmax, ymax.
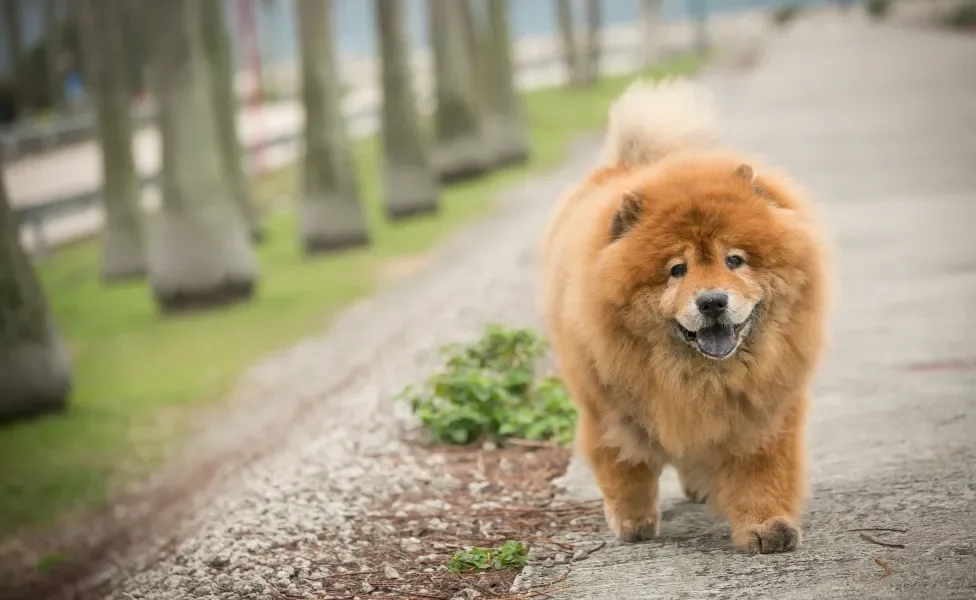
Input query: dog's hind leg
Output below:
<box><xmin>676</xmin><ymin>464</ymin><xmax>712</xmax><ymax>504</ymax></box>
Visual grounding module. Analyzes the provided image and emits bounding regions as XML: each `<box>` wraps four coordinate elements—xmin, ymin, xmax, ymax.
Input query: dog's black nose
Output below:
<box><xmin>696</xmin><ymin>292</ymin><xmax>728</xmax><ymax>317</ymax></box>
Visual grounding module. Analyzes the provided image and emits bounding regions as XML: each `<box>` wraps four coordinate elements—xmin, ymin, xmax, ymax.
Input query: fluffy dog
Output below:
<box><xmin>539</xmin><ymin>78</ymin><xmax>830</xmax><ymax>553</ymax></box>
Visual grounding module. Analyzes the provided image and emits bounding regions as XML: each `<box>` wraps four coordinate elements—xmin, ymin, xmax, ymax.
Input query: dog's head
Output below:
<box><xmin>598</xmin><ymin>159</ymin><xmax>817</xmax><ymax>361</ymax></box>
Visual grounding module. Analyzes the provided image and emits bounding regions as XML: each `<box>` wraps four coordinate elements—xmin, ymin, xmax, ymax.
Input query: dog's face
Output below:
<box><xmin>661</xmin><ymin>243</ymin><xmax>760</xmax><ymax>360</ymax></box>
<box><xmin>599</xmin><ymin>162</ymin><xmax>808</xmax><ymax>361</ymax></box>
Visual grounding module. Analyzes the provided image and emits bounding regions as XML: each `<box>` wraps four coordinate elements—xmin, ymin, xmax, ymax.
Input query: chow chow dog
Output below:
<box><xmin>539</xmin><ymin>78</ymin><xmax>830</xmax><ymax>553</ymax></box>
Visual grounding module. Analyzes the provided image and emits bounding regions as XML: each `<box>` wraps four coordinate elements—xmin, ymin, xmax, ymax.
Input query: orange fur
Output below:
<box><xmin>539</xmin><ymin>83</ymin><xmax>830</xmax><ymax>554</ymax></box>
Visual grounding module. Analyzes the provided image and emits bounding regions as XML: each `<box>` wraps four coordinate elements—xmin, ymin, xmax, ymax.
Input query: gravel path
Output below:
<box><xmin>49</xmin><ymin>136</ymin><xmax>602</xmax><ymax>600</ymax></box>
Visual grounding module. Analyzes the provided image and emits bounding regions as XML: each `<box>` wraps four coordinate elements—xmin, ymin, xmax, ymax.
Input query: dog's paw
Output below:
<box><xmin>733</xmin><ymin>516</ymin><xmax>802</xmax><ymax>554</ymax></box>
<box><xmin>682</xmin><ymin>484</ymin><xmax>708</xmax><ymax>504</ymax></box>
<box><xmin>604</xmin><ymin>505</ymin><xmax>659</xmax><ymax>543</ymax></box>
<box><xmin>677</xmin><ymin>470</ymin><xmax>709</xmax><ymax>504</ymax></box>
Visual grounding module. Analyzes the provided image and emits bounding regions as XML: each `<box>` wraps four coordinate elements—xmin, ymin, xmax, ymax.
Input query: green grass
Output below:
<box><xmin>0</xmin><ymin>55</ymin><xmax>704</xmax><ymax>536</ymax></box>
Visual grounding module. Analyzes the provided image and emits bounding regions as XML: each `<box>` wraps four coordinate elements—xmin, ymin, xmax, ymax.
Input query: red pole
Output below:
<box><xmin>236</xmin><ymin>0</ymin><xmax>265</xmax><ymax>174</ymax></box>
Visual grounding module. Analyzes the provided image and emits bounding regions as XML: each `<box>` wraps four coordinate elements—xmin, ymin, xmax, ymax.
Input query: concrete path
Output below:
<box><xmin>526</xmin><ymin>19</ymin><xmax>976</xmax><ymax>600</ymax></box>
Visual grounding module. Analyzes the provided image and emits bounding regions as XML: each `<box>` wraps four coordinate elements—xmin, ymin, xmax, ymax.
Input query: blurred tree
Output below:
<box><xmin>119</xmin><ymin>0</ymin><xmax>150</xmax><ymax>99</ymax></box>
<box><xmin>690</xmin><ymin>0</ymin><xmax>710</xmax><ymax>56</ymax></box>
<box><xmin>0</xmin><ymin>154</ymin><xmax>72</xmax><ymax>422</ymax></box>
<box><xmin>1</xmin><ymin>0</ymin><xmax>27</xmax><ymax>112</ymax></box>
<box><xmin>640</xmin><ymin>0</ymin><xmax>664</xmax><ymax>68</ymax></box>
<box><xmin>428</xmin><ymin>0</ymin><xmax>491</xmax><ymax>183</ymax></box>
<box><xmin>77</xmin><ymin>0</ymin><xmax>146</xmax><ymax>282</ymax></box>
<box><xmin>294</xmin><ymin>0</ymin><xmax>369</xmax><ymax>254</ymax></box>
<box><xmin>145</xmin><ymin>0</ymin><xmax>256</xmax><ymax>313</ymax></box>
<box><xmin>458</xmin><ymin>0</ymin><xmax>483</xmax><ymax>82</ymax></box>
<box><xmin>583</xmin><ymin>0</ymin><xmax>602</xmax><ymax>84</ymax></box>
<box><xmin>555</xmin><ymin>0</ymin><xmax>584</xmax><ymax>87</ymax></box>
<box><xmin>374</xmin><ymin>0</ymin><xmax>439</xmax><ymax>220</ymax></box>
<box><xmin>482</xmin><ymin>0</ymin><xmax>529</xmax><ymax>167</ymax></box>
<box><xmin>200</xmin><ymin>0</ymin><xmax>264</xmax><ymax>243</ymax></box>
<box><xmin>43</xmin><ymin>0</ymin><xmax>64</xmax><ymax>110</ymax></box>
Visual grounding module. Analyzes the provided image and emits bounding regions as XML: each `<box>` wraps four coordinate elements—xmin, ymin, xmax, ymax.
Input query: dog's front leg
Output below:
<box><xmin>577</xmin><ymin>411</ymin><xmax>664</xmax><ymax>543</ymax></box>
<box><xmin>713</xmin><ymin>407</ymin><xmax>806</xmax><ymax>554</ymax></box>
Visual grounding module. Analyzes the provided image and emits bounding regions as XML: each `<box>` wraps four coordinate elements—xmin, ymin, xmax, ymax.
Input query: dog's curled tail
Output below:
<box><xmin>600</xmin><ymin>77</ymin><xmax>719</xmax><ymax>168</ymax></box>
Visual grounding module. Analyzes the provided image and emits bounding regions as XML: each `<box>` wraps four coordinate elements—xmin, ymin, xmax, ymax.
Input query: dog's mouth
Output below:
<box><xmin>674</xmin><ymin>312</ymin><xmax>756</xmax><ymax>360</ymax></box>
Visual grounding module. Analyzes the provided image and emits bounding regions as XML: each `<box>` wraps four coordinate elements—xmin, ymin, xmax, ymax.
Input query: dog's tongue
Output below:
<box><xmin>696</xmin><ymin>324</ymin><xmax>736</xmax><ymax>358</ymax></box>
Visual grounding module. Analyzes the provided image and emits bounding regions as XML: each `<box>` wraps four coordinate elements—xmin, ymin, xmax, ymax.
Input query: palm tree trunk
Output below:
<box><xmin>428</xmin><ymin>0</ymin><xmax>490</xmax><ymax>183</ymax></box>
<box><xmin>483</xmin><ymin>0</ymin><xmax>529</xmax><ymax>167</ymax></box>
<box><xmin>1</xmin><ymin>0</ymin><xmax>27</xmax><ymax>113</ymax></box>
<box><xmin>458</xmin><ymin>0</ymin><xmax>483</xmax><ymax>87</ymax></box>
<box><xmin>44</xmin><ymin>0</ymin><xmax>64</xmax><ymax>110</ymax></box>
<box><xmin>0</xmin><ymin>155</ymin><xmax>72</xmax><ymax>422</ymax></box>
<box><xmin>200</xmin><ymin>0</ymin><xmax>264</xmax><ymax>243</ymax></box>
<box><xmin>295</xmin><ymin>0</ymin><xmax>369</xmax><ymax>254</ymax></box>
<box><xmin>555</xmin><ymin>0</ymin><xmax>583</xmax><ymax>87</ymax></box>
<box><xmin>119</xmin><ymin>0</ymin><xmax>150</xmax><ymax>99</ymax></box>
<box><xmin>374</xmin><ymin>0</ymin><xmax>439</xmax><ymax>220</ymax></box>
<box><xmin>583</xmin><ymin>0</ymin><xmax>602</xmax><ymax>84</ymax></box>
<box><xmin>77</xmin><ymin>0</ymin><xmax>146</xmax><ymax>282</ymax></box>
<box><xmin>691</xmin><ymin>0</ymin><xmax>710</xmax><ymax>56</ymax></box>
<box><xmin>458</xmin><ymin>1</ymin><xmax>496</xmax><ymax>164</ymax></box>
<box><xmin>146</xmin><ymin>0</ymin><xmax>256</xmax><ymax>314</ymax></box>
<box><xmin>640</xmin><ymin>0</ymin><xmax>663</xmax><ymax>68</ymax></box>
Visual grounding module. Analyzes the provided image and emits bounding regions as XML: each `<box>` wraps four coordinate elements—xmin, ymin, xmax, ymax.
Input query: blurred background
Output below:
<box><xmin>0</xmin><ymin>0</ymin><xmax>973</xmax><ymax>596</ymax></box>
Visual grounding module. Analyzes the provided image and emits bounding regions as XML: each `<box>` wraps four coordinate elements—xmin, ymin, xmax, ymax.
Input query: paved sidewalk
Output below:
<box><xmin>526</xmin><ymin>19</ymin><xmax>976</xmax><ymax>600</ymax></box>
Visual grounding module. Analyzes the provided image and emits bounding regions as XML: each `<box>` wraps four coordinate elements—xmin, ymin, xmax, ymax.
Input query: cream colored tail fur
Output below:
<box><xmin>600</xmin><ymin>77</ymin><xmax>719</xmax><ymax>168</ymax></box>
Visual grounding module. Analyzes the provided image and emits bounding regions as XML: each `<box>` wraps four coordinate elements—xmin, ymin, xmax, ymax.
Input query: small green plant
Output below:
<box><xmin>402</xmin><ymin>325</ymin><xmax>576</xmax><ymax>445</ymax></box>
<box><xmin>771</xmin><ymin>3</ymin><xmax>802</xmax><ymax>26</ymax></box>
<box><xmin>866</xmin><ymin>0</ymin><xmax>892</xmax><ymax>19</ymax></box>
<box><xmin>35</xmin><ymin>553</ymin><xmax>67</xmax><ymax>573</ymax></box>
<box><xmin>448</xmin><ymin>541</ymin><xmax>529</xmax><ymax>573</ymax></box>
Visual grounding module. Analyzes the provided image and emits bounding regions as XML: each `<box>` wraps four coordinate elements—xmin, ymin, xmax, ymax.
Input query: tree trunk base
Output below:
<box><xmin>101</xmin><ymin>268</ymin><xmax>148</xmax><ymax>284</ymax></box>
<box><xmin>493</xmin><ymin>148</ymin><xmax>530</xmax><ymax>169</ymax></box>
<box><xmin>383</xmin><ymin>166</ymin><xmax>440</xmax><ymax>222</ymax></box>
<box><xmin>154</xmin><ymin>278</ymin><xmax>255</xmax><ymax>315</ymax></box>
<box><xmin>100</xmin><ymin>223</ymin><xmax>146</xmax><ymax>283</ymax></box>
<box><xmin>303</xmin><ymin>231</ymin><xmax>370</xmax><ymax>256</ymax></box>
<box><xmin>434</xmin><ymin>135</ymin><xmax>494</xmax><ymax>184</ymax></box>
<box><xmin>386</xmin><ymin>203</ymin><xmax>439</xmax><ymax>222</ymax></box>
<box><xmin>0</xmin><ymin>337</ymin><xmax>72</xmax><ymax>422</ymax></box>
<box><xmin>438</xmin><ymin>162</ymin><xmax>492</xmax><ymax>184</ymax></box>
<box><xmin>147</xmin><ymin>207</ymin><xmax>258</xmax><ymax>315</ymax></box>
<box><xmin>484</xmin><ymin>116</ymin><xmax>530</xmax><ymax>171</ymax></box>
<box><xmin>299</xmin><ymin>196</ymin><xmax>370</xmax><ymax>256</ymax></box>
<box><xmin>249</xmin><ymin>226</ymin><xmax>267</xmax><ymax>245</ymax></box>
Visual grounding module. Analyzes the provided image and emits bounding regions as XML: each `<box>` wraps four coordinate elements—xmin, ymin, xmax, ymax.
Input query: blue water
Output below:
<box><xmin>252</xmin><ymin>0</ymin><xmax>829</xmax><ymax>65</ymax></box>
<box><xmin>0</xmin><ymin>0</ymin><xmax>828</xmax><ymax>75</ymax></box>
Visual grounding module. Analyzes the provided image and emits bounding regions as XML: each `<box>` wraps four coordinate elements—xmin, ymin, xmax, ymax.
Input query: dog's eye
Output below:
<box><xmin>726</xmin><ymin>255</ymin><xmax>745</xmax><ymax>270</ymax></box>
<box><xmin>670</xmin><ymin>264</ymin><xmax>687</xmax><ymax>279</ymax></box>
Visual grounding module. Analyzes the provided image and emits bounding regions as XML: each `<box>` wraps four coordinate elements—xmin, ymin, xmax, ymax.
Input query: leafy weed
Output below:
<box><xmin>447</xmin><ymin>541</ymin><xmax>529</xmax><ymax>573</ymax></box>
<box><xmin>402</xmin><ymin>325</ymin><xmax>576</xmax><ymax>445</ymax></box>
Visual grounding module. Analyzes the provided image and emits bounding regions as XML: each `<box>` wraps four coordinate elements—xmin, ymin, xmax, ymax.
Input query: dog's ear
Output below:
<box><xmin>735</xmin><ymin>163</ymin><xmax>783</xmax><ymax>208</ymax></box>
<box><xmin>611</xmin><ymin>190</ymin><xmax>644</xmax><ymax>241</ymax></box>
<box><xmin>733</xmin><ymin>163</ymin><xmax>756</xmax><ymax>182</ymax></box>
